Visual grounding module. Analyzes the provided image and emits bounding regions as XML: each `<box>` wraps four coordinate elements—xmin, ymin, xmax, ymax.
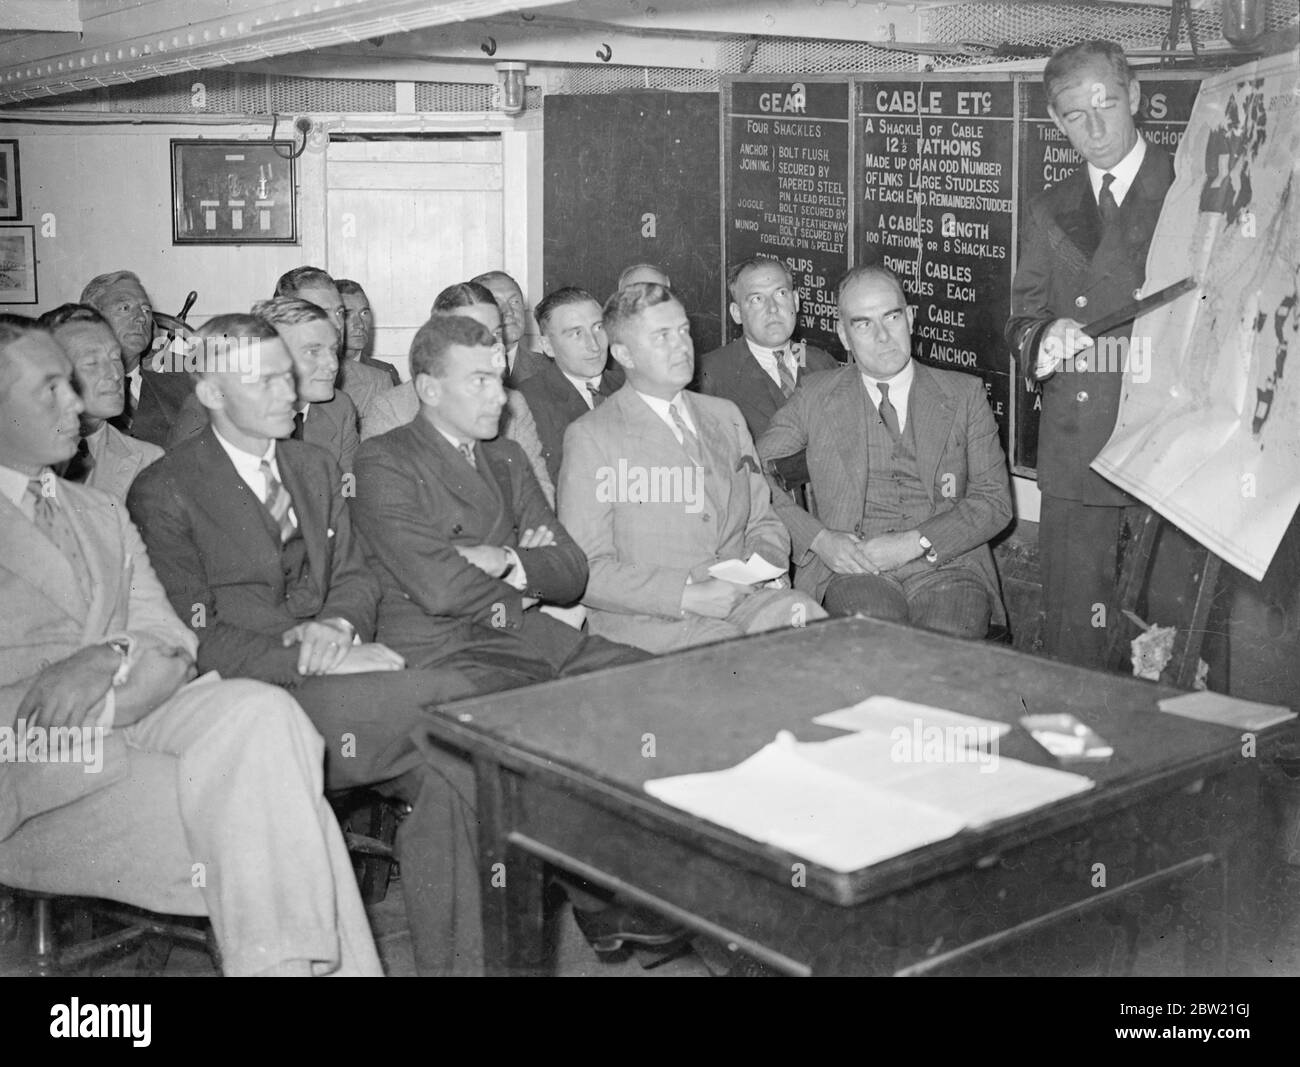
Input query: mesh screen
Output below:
<box><xmin>926</xmin><ymin>0</ymin><xmax>1296</xmax><ymax>53</ymax></box>
<box><xmin>414</xmin><ymin>81</ymin><xmax>543</xmax><ymax>112</ymax></box>
<box><xmin>267</xmin><ymin>76</ymin><xmax>395</xmax><ymax>113</ymax></box>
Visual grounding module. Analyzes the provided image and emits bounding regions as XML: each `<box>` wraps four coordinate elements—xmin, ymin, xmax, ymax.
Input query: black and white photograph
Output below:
<box><xmin>0</xmin><ymin>0</ymin><xmax>1297</xmax><ymax>1034</ymax></box>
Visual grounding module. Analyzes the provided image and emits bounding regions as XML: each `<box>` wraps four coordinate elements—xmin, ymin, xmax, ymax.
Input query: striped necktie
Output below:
<box><xmin>259</xmin><ymin>459</ymin><xmax>297</xmax><ymax>542</ymax></box>
<box><xmin>774</xmin><ymin>347</ymin><xmax>797</xmax><ymax>398</ymax></box>
<box><xmin>27</xmin><ymin>472</ymin><xmax>91</xmax><ymax>601</ymax></box>
<box><xmin>587</xmin><ymin>382</ymin><xmax>605</xmax><ymax>408</ymax></box>
<box><xmin>877</xmin><ymin>382</ymin><xmax>902</xmax><ymax>441</ymax></box>
<box><xmin>669</xmin><ymin>401</ymin><xmax>704</xmax><ymax>469</ymax></box>
<box><xmin>457</xmin><ymin>442</ymin><xmax>478</xmax><ymax>470</ymax></box>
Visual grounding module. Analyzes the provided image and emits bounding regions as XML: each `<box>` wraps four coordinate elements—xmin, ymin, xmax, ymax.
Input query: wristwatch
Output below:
<box><xmin>917</xmin><ymin>534</ymin><xmax>939</xmax><ymax>564</ymax></box>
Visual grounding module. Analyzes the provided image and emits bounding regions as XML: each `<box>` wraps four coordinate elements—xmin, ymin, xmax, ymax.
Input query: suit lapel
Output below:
<box><xmin>617</xmin><ymin>386</ymin><xmax>700</xmax><ymax>471</ymax></box>
<box><xmin>909</xmin><ymin>364</ymin><xmax>954</xmax><ymax>496</ymax></box>
<box><xmin>305</xmin><ymin>400</ymin><xmax>340</xmax><ymax>457</ymax></box>
<box><xmin>60</xmin><ymin>485</ymin><xmax>125</xmax><ymax>639</ymax></box>
<box><xmin>830</xmin><ymin>368</ymin><xmax>870</xmax><ymax>521</ymax></box>
<box><xmin>411</xmin><ymin>417</ymin><xmax>502</xmax><ymax>522</ymax></box>
<box><xmin>102</xmin><ymin>425</ymin><xmax>141</xmax><ymax>495</ymax></box>
<box><xmin>276</xmin><ymin>447</ymin><xmax>331</xmax><ymax>595</ymax></box>
<box><xmin>679</xmin><ymin>393</ymin><xmax>727</xmax><ymax>517</ymax></box>
<box><xmin>0</xmin><ymin>491</ymin><xmax>85</xmax><ymax>623</ymax></box>
<box><xmin>1056</xmin><ymin>169</ymin><xmax>1103</xmax><ymax>262</ymax></box>
<box><xmin>193</xmin><ymin>430</ymin><xmax>282</xmax><ymax>558</ymax></box>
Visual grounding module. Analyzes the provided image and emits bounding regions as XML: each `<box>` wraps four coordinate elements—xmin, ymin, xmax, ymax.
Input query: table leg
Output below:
<box><xmin>474</xmin><ymin>755</ymin><xmax>554</xmax><ymax>976</ymax></box>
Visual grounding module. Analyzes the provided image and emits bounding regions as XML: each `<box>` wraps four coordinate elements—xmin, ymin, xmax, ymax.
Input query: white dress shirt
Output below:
<box><xmin>860</xmin><ymin>357</ymin><xmax>915</xmax><ymax>434</ymax></box>
<box><xmin>1088</xmin><ymin>136</ymin><xmax>1146</xmax><ymax>208</ymax></box>
<box><xmin>562</xmin><ymin>370</ymin><xmax>604</xmax><ymax>410</ymax></box>
<box><xmin>636</xmin><ymin>389</ymin><xmax>699</xmax><ymax>443</ymax></box>
<box><xmin>746</xmin><ymin>338</ymin><xmax>796</xmax><ymax>389</ymax></box>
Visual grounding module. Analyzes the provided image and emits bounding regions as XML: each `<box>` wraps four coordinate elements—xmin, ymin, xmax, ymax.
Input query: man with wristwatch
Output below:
<box><xmin>0</xmin><ymin>313</ymin><xmax>382</xmax><ymax>975</ymax></box>
<box><xmin>758</xmin><ymin>265</ymin><xmax>1013</xmax><ymax>639</ymax></box>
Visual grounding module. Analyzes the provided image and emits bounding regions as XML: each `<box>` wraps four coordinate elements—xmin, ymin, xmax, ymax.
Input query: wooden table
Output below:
<box><xmin>429</xmin><ymin>617</ymin><xmax>1276</xmax><ymax>976</ymax></box>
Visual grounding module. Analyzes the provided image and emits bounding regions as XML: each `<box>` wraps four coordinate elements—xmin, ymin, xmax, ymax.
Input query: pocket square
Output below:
<box><xmin>736</xmin><ymin>454</ymin><xmax>761</xmax><ymax>475</ymax></box>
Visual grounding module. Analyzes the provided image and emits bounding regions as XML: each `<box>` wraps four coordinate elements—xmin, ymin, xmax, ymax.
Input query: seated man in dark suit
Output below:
<box><xmin>517</xmin><ymin>286</ymin><xmax>625</xmax><ymax>486</ymax></box>
<box><xmin>0</xmin><ymin>313</ymin><xmax>380</xmax><ymax>976</ymax></box>
<box><xmin>276</xmin><ymin>266</ymin><xmax>393</xmax><ymax>421</ymax></box>
<box><xmin>470</xmin><ymin>270</ymin><xmax>548</xmax><ymax>386</ymax></box>
<box><xmin>127</xmin><ymin>313</ymin><xmax>494</xmax><ymax>975</ymax></box>
<box><xmin>352</xmin><ymin>313</ymin><xmax>656</xmax><ymax>960</ymax></box>
<box><xmin>40</xmin><ymin>304</ymin><xmax>162</xmax><ymax>501</ymax></box>
<box><xmin>168</xmin><ymin>298</ymin><xmax>360</xmax><ymax>473</ymax></box>
<box><xmin>757</xmin><ymin>266</ymin><xmax>1013</xmax><ymax>639</ymax></box>
<box><xmin>80</xmin><ymin>270</ymin><xmax>192</xmax><ymax>448</ymax></box>
<box><xmin>698</xmin><ymin>256</ymin><xmax>838</xmax><ymax>441</ymax></box>
<box><xmin>337</xmin><ymin>278</ymin><xmax>401</xmax><ymax>386</ymax></box>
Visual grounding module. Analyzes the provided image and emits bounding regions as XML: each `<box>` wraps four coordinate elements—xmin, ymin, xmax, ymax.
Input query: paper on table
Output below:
<box><xmin>813</xmin><ymin>695</ymin><xmax>1012</xmax><ymax>741</ymax></box>
<box><xmin>794</xmin><ymin>729</ymin><xmax>1093</xmax><ymax>829</ymax></box>
<box><xmin>645</xmin><ymin>729</ymin><xmax>1094</xmax><ymax>873</ymax></box>
<box><xmin>1157</xmin><ymin>691</ymin><xmax>1295</xmax><ymax>731</ymax></box>
<box><xmin>645</xmin><ymin>732</ymin><xmax>966</xmax><ymax>873</ymax></box>
<box><xmin>707</xmin><ymin>553</ymin><xmax>787</xmax><ymax>585</ymax></box>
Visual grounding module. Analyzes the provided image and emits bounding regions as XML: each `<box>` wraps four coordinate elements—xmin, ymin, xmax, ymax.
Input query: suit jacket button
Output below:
<box><xmin>37</xmin><ymin>658</ymin><xmax>50</xmax><ymax>670</ymax></box>
<box><xmin>1133</xmin><ymin>288</ymin><xmax>1143</xmax><ymax>300</ymax></box>
<box><xmin>1076</xmin><ymin>390</ymin><xmax>1089</xmax><ymax>402</ymax></box>
<box><xmin>1075</xmin><ymin>358</ymin><xmax>1088</xmax><ymax>371</ymax></box>
<box><xmin>452</xmin><ymin>524</ymin><xmax>463</xmax><ymax>535</ymax></box>
<box><xmin>1074</xmin><ymin>295</ymin><xmax>1088</xmax><ymax>309</ymax></box>
<box><xmin>701</xmin><ymin>513</ymin><xmax>711</xmax><ymax>522</ymax></box>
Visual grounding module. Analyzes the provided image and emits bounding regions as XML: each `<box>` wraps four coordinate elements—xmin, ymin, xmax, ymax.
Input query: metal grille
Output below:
<box><xmin>267</xmin><ymin>76</ymin><xmax>395</xmax><ymax>113</ymax></box>
<box><xmin>715</xmin><ymin>34</ymin><xmax>921</xmax><ymax>75</ymax></box>
<box><xmin>414</xmin><ymin>80</ymin><xmax>543</xmax><ymax>112</ymax></box>
<box><xmin>925</xmin><ymin>0</ymin><xmax>1295</xmax><ymax>52</ymax></box>
<box><xmin>548</xmin><ymin>64</ymin><xmax>722</xmax><ymax>94</ymax></box>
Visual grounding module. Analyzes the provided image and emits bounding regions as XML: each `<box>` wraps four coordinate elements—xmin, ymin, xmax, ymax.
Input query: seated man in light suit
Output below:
<box><xmin>0</xmin><ymin>314</ymin><xmax>380</xmax><ymax>976</ymax></box>
<box><xmin>362</xmin><ymin>281</ymin><xmax>555</xmax><ymax>505</ymax></box>
<box><xmin>559</xmin><ymin>282</ymin><xmax>826</xmax><ymax>654</ymax></box>
<box><xmin>128</xmin><ymin>313</ymin><xmax>496</xmax><ymax>976</ymax></box>
<box><xmin>757</xmin><ymin>266</ymin><xmax>1013</xmax><ymax>638</ymax></box>
<box><xmin>698</xmin><ymin>255</ymin><xmax>839</xmax><ymax>441</ymax></box>
<box><xmin>169</xmin><ymin>298</ymin><xmax>360</xmax><ymax>473</ymax></box>
<box><xmin>39</xmin><ymin>304</ymin><xmax>162</xmax><ymax>500</ymax></box>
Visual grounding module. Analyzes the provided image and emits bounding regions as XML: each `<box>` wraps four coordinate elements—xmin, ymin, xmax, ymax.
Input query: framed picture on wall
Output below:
<box><xmin>0</xmin><ymin>226</ymin><xmax>37</xmax><ymax>303</ymax></box>
<box><xmin>0</xmin><ymin>141</ymin><xmax>20</xmax><ymax>220</ymax></box>
<box><xmin>171</xmin><ymin>139</ymin><xmax>298</xmax><ymax>244</ymax></box>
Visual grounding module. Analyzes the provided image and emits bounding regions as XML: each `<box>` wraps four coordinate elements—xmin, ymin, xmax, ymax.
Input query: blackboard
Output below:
<box><xmin>543</xmin><ymin>91</ymin><xmax>722</xmax><ymax>353</ymax></box>
<box><xmin>722</xmin><ymin>78</ymin><xmax>852</xmax><ymax>358</ymax></box>
<box><xmin>856</xmin><ymin>76</ymin><xmax>1017</xmax><ymax>450</ymax></box>
<box><xmin>721</xmin><ymin>71</ymin><xmax>1204</xmax><ymax>474</ymax></box>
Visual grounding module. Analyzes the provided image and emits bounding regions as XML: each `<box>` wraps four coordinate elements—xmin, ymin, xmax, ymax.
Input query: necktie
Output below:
<box><xmin>62</xmin><ymin>436</ymin><xmax>94</xmax><ymax>484</ymax></box>
<box><xmin>27</xmin><ymin>473</ymin><xmax>91</xmax><ymax>601</ymax></box>
<box><xmin>877</xmin><ymin>382</ymin><xmax>902</xmax><ymax>441</ymax></box>
<box><xmin>1098</xmin><ymin>172</ymin><xmax>1120</xmax><ymax>227</ymax></box>
<box><xmin>669</xmin><ymin>401</ymin><xmax>704</xmax><ymax>469</ymax></box>
<box><xmin>457</xmin><ymin>442</ymin><xmax>478</xmax><ymax>471</ymax></box>
<box><xmin>291</xmin><ymin>411</ymin><xmax>306</xmax><ymax>441</ymax></box>
<box><xmin>259</xmin><ymin>459</ymin><xmax>297</xmax><ymax>542</ymax></box>
<box><xmin>587</xmin><ymin>382</ymin><xmax>605</xmax><ymax>409</ymax></box>
<box><xmin>775</xmin><ymin>348</ymin><xmax>797</xmax><ymax>399</ymax></box>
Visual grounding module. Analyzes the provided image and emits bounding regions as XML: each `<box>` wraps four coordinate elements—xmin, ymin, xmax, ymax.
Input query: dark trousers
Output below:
<box><xmin>311</xmin><ymin>618</ymin><xmax>648</xmax><ymax>974</ymax></box>
<box><xmin>823</xmin><ymin>559</ymin><xmax>991</xmax><ymax>639</ymax></box>
<box><xmin>1039</xmin><ymin>494</ymin><xmax>1144</xmax><ymax>669</ymax></box>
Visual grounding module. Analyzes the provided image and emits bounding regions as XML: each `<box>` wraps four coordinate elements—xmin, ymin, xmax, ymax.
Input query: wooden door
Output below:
<box><xmin>326</xmin><ymin>136</ymin><xmax>504</xmax><ymax>378</ymax></box>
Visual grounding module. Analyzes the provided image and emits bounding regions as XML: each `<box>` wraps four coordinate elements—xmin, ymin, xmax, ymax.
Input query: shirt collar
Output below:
<box><xmin>1088</xmin><ymin>136</ymin><xmax>1146</xmax><ymax>206</ymax></box>
<box><xmin>213</xmin><ymin>425</ymin><xmax>277</xmax><ymax>481</ymax></box>
<box><xmin>0</xmin><ymin>461</ymin><xmax>35</xmax><ymax>511</ymax></box>
<box><xmin>434</xmin><ymin>426</ymin><xmax>475</xmax><ymax>454</ymax></box>
<box><xmin>561</xmin><ymin>369</ymin><xmax>602</xmax><ymax>395</ymax></box>
<box><xmin>859</xmin><ymin>357</ymin><xmax>915</xmax><ymax>394</ymax></box>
